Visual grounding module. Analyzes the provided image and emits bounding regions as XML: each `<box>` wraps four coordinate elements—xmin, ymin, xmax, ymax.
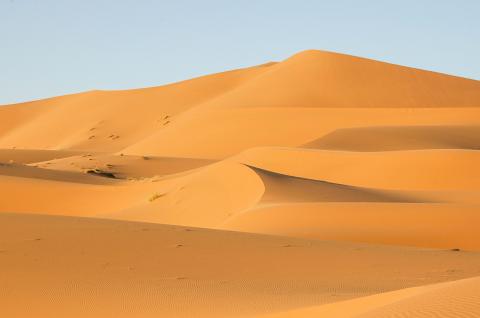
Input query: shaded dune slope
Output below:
<box><xmin>0</xmin><ymin>149</ymin><xmax>83</xmax><ymax>164</ymax></box>
<box><xmin>249</xmin><ymin>166</ymin><xmax>423</xmax><ymax>203</ymax></box>
<box><xmin>31</xmin><ymin>152</ymin><xmax>215</xmax><ymax>179</ymax></box>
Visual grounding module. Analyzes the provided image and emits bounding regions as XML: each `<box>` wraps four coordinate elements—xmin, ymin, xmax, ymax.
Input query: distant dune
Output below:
<box><xmin>1</xmin><ymin>50</ymin><xmax>479</xmax><ymax>317</ymax></box>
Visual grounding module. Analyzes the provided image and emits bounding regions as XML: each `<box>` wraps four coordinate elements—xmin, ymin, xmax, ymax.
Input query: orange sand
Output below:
<box><xmin>0</xmin><ymin>50</ymin><xmax>479</xmax><ymax>317</ymax></box>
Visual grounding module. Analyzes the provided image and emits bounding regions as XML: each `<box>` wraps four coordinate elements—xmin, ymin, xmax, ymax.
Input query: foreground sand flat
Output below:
<box><xmin>1</xmin><ymin>213</ymin><xmax>480</xmax><ymax>318</ymax></box>
<box><xmin>1</xmin><ymin>50</ymin><xmax>480</xmax><ymax>317</ymax></box>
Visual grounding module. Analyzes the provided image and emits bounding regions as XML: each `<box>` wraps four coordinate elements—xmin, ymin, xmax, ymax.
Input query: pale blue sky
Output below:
<box><xmin>1</xmin><ymin>0</ymin><xmax>479</xmax><ymax>104</ymax></box>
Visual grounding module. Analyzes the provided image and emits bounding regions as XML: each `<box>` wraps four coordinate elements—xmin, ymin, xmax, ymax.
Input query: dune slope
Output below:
<box><xmin>302</xmin><ymin>125</ymin><xmax>480</xmax><ymax>151</ymax></box>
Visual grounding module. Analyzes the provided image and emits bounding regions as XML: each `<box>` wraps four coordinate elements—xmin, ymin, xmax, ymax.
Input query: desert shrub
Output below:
<box><xmin>149</xmin><ymin>192</ymin><xmax>165</xmax><ymax>202</ymax></box>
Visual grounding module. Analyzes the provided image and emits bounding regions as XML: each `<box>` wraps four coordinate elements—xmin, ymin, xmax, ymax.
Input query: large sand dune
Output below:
<box><xmin>1</xmin><ymin>50</ymin><xmax>479</xmax><ymax>317</ymax></box>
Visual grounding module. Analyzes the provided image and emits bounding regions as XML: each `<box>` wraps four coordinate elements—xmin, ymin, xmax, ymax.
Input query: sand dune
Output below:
<box><xmin>110</xmin><ymin>161</ymin><xmax>264</xmax><ymax>227</ymax></box>
<box><xmin>302</xmin><ymin>125</ymin><xmax>480</xmax><ymax>151</ymax></box>
<box><xmin>1</xmin><ymin>50</ymin><xmax>480</xmax><ymax>317</ymax></box>
<box><xmin>1</xmin><ymin>50</ymin><xmax>479</xmax><ymax>159</ymax></box>
<box><xmin>0</xmin><ymin>62</ymin><xmax>273</xmax><ymax>152</ymax></box>
<box><xmin>203</xmin><ymin>50</ymin><xmax>480</xmax><ymax>109</ymax></box>
<box><xmin>237</xmin><ymin>147</ymin><xmax>480</xmax><ymax>190</ymax></box>
<box><xmin>223</xmin><ymin>203</ymin><xmax>480</xmax><ymax>250</ymax></box>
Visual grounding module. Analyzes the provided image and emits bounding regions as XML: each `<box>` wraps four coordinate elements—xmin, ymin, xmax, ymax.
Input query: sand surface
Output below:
<box><xmin>0</xmin><ymin>50</ymin><xmax>479</xmax><ymax>317</ymax></box>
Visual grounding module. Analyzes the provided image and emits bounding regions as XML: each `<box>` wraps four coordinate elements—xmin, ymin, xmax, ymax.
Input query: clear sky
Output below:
<box><xmin>1</xmin><ymin>0</ymin><xmax>479</xmax><ymax>104</ymax></box>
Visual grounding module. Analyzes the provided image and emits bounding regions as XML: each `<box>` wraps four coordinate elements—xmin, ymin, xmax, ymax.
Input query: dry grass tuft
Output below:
<box><xmin>149</xmin><ymin>192</ymin><xmax>166</xmax><ymax>202</ymax></box>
